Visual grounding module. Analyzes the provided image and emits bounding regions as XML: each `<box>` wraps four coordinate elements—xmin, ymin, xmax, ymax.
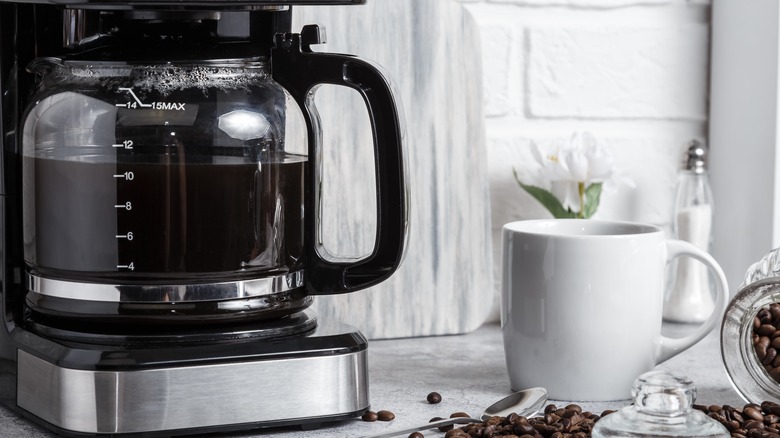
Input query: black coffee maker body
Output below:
<box><xmin>0</xmin><ymin>1</ymin><xmax>406</xmax><ymax>435</ymax></box>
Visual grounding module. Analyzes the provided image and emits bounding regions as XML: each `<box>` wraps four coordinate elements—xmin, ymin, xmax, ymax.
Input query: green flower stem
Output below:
<box><xmin>513</xmin><ymin>168</ymin><xmax>604</xmax><ymax>219</ymax></box>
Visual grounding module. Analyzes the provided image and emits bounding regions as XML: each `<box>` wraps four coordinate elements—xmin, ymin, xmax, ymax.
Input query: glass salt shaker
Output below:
<box><xmin>721</xmin><ymin>247</ymin><xmax>780</xmax><ymax>403</ymax></box>
<box><xmin>591</xmin><ymin>371</ymin><xmax>729</xmax><ymax>438</ymax></box>
<box><xmin>664</xmin><ymin>140</ymin><xmax>715</xmax><ymax>323</ymax></box>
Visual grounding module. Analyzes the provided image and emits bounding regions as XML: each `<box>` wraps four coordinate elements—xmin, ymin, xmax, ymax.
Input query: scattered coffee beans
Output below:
<box><xmin>367</xmin><ymin>399</ymin><xmax>780</xmax><ymax>437</ymax></box>
<box><xmin>753</xmin><ymin>304</ymin><xmax>780</xmax><ymax>382</ymax></box>
<box><xmin>377</xmin><ymin>410</ymin><xmax>396</xmax><ymax>421</ymax></box>
<box><xmin>428</xmin><ymin>391</ymin><xmax>443</xmax><ymax>404</ymax></box>
<box><xmin>693</xmin><ymin>401</ymin><xmax>780</xmax><ymax>438</ymax></box>
<box><xmin>441</xmin><ymin>403</ymin><xmax>606</xmax><ymax>437</ymax></box>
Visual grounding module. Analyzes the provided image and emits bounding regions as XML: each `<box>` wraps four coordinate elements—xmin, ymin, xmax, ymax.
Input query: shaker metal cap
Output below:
<box><xmin>683</xmin><ymin>139</ymin><xmax>708</xmax><ymax>174</ymax></box>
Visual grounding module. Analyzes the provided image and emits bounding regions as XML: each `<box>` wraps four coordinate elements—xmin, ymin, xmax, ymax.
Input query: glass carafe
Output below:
<box><xmin>21</xmin><ymin>28</ymin><xmax>407</xmax><ymax>326</ymax></box>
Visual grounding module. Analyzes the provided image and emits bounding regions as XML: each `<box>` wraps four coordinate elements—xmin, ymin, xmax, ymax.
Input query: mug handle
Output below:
<box><xmin>656</xmin><ymin>239</ymin><xmax>729</xmax><ymax>363</ymax></box>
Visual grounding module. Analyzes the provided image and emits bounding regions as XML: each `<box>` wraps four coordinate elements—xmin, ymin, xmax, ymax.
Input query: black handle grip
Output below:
<box><xmin>271</xmin><ymin>25</ymin><xmax>407</xmax><ymax>295</ymax></box>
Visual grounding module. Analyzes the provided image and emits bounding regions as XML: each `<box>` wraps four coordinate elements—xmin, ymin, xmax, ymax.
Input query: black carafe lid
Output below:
<box><xmin>1</xmin><ymin>0</ymin><xmax>364</xmax><ymax>8</ymax></box>
<box><xmin>60</xmin><ymin>10</ymin><xmax>278</xmax><ymax>63</ymax></box>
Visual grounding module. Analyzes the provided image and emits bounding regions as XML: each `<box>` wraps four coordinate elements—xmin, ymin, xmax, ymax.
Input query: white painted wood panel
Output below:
<box><xmin>293</xmin><ymin>0</ymin><xmax>493</xmax><ymax>339</ymax></box>
<box><xmin>710</xmin><ymin>0</ymin><xmax>780</xmax><ymax>290</ymax></box>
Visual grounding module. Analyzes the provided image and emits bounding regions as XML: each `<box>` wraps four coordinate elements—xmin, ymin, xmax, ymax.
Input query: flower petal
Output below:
<box><xmin>565</xmin><ymin>149</ymin><xmax>589</xmax><ymax>182</ymax></box>
<box><xmin>551</xmin><ymin>181</ymin><xmax>580</xmax><ymax>212</ymax></box>
<box><xmin>531</xmin><ymin>142</ymin><xmax>547</xmax><ymax>167</ymax></box>
<box><xmin>587</xmin><ymin>147</ymin><xmax>614</xmax><ymax>181</ymax></box>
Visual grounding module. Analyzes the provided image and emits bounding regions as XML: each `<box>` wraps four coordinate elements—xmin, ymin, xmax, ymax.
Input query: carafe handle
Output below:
<box><xmin>271</xmin><ymin>25</ymin><xmax>407</xmax><ymax>294</ymax></box>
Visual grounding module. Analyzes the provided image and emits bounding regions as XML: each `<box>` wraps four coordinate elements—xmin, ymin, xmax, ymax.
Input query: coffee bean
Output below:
<box><xmin>758</xmin><ymin>343</ymin><xmax>769</xmax><ymax>361</ymax></box>
<box><xmin>485</xmin><ymin>415</ymin><xmax>502</xmax><ymax>426</ymax></box>
<box><xmin>408</xmin><ymin>433</ymin><xmax>424</xmax><ymax>438</ymax></box>
<box><xmin>444</xmin><ymin>429</ymin><xmax>467</xmax><ymax>437</ymax></box>
<box><xmin>746</xmin><ymin>405</ymin><xmax>766</xmax><ymax>422</ymax></box>
<box><xmin>377</xmin><ymin>410</ymin><xmax>395</xmax><ymax>421</ymax></box>
<box><xmin>426</xmin><ymin>392</ymin><xmax>442</xmax><ymax>404</ymax></box>
<box><xmin>362</xmin><ymin>411</ymin><xmax>378</xmax><ymax>422</ymax></box>
<box><xmin>759</xmin><ymin>324</ymin><xmax>777</xmax><ymax>336</ymax></box>
<box><xmin>515</xmin><ymin>423</ymin><xmax>536</xmax><ymax>435</ymax></box>
<box><xmin>709</xmin><ymin>412</ymin><xmax>726</xmax><ymax>424</ymax></box>
<box><xmin>765</xmin><ymin>348</ymin><xmax>779</xmax><ymax>365</ymax></box>
<box><xmin>430</xmin><ymin>417</ymin><xmax>453</xmax><ymax>433</ymax></box>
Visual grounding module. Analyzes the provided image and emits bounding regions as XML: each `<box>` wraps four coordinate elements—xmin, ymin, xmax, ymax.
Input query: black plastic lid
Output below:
<box><xmin>1</xmin><ymin>0</ymin><xmax>364</xmax><ymax>7</ymax></box>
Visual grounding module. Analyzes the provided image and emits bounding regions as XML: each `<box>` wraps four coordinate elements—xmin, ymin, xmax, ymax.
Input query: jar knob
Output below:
<box><xmin>633</xmin><ymin>371</ymin><xmax>695</xmax><ymax>417</ymax></box>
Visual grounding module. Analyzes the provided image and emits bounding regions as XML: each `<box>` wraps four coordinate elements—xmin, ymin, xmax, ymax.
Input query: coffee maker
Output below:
<box><xmin>0</xmin><ymin>0</ymin><xmax>406</xmax><ymax>435</ymax></box>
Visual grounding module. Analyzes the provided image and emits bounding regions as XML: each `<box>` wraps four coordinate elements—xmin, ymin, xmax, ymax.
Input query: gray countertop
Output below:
<box><xmin>0</xmin><ymin>322</ymin><xmax>745</xmax><ymax>437</ymax></box>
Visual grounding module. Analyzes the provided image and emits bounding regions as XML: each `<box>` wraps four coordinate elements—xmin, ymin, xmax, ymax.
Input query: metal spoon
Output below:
<box><xmin>361</xmin><ymin>387</ymin><xmax>547</xmax><ymax>438</ymax></box>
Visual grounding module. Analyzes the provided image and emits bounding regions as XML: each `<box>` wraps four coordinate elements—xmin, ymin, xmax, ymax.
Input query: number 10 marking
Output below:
<box><xmin>113</xmin><ymin>171</ymin><xmax>134</xmax><ymax>180</ymax></box>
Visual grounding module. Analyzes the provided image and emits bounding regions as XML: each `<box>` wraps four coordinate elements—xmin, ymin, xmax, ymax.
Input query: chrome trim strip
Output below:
<box><xmin>26</xmin><ymin>270</ymin><xmax>304</xmax><ymax>303</ymax></box>
<box><xmin>17</xmin><ymin>347</ymin><xmax>368</xmax><ymax>434</ymax></box>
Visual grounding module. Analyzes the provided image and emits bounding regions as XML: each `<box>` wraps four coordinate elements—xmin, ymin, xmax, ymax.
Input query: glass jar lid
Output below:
<box><xmin>591</xmin><ymin>371</ymin><xmax>729</xmax><ymax>438</ymax></box>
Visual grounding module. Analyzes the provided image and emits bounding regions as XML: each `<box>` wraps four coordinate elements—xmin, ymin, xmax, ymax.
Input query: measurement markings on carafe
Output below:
<box><xmin>116</xmin><ymin>87</ymin><xmax>151</xmax><ymax>109</ymax></box>
<box><xmin>109</xmin><ymin>87</ymin><xmax>188</xmax><ymax>274</ymax></box>
<box><xmin>113</xmin><ymin>168</ymin><xmax>135</xmax><ymax>271</ymax></box>
<box><xmin>116</xmin><ymin>87</ymin><xmax>186</xmax><ymax>110</ymax></box>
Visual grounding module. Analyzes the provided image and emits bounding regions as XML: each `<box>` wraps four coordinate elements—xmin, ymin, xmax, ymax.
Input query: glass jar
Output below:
<box><xmin>721</xmin><ymin>260</ymin><xmax>780</xmax><ymax>403</ymax></box>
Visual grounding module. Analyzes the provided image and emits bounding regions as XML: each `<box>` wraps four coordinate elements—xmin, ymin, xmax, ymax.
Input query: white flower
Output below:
<box><xmin>527</xmin><ymin>132</ymin><xmax>633</xmax><ymax>215</ymax></box>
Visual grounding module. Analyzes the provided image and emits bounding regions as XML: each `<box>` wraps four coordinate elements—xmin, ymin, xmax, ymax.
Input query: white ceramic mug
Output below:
<box><xmin>500</xmin><ymin>219</ymin><xmax>728</xmax><ymax>401</ymax></box>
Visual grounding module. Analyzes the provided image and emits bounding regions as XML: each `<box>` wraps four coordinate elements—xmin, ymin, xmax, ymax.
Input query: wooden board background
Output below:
<box><xmin>293</xmin><ymin>0</ymin><xmax>493</xmax><ymax>339</ymax></box>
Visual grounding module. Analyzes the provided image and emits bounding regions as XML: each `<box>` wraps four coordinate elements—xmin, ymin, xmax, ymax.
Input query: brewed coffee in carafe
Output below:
<box><xmin>24</xmin><ymin>63</ymin><xmax>305</xmax><ymax>279</ymax></box>
<box><xmin>23</xmin><ymin>60</ymin><xmax>312</xmax><ymax>323</ymax></box>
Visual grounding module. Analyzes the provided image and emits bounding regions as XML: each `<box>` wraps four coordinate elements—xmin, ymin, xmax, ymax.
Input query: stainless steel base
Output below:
<box><xmin>15</xmin><ymin>325</ymin><xmax>369</xmax><ymax>435</ymax></box>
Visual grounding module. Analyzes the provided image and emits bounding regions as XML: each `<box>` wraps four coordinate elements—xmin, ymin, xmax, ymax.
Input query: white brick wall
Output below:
<box><xmin>460</xmin><ymin>0</ymin><xmax>711</xmax><ymax>319</ymax></box>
